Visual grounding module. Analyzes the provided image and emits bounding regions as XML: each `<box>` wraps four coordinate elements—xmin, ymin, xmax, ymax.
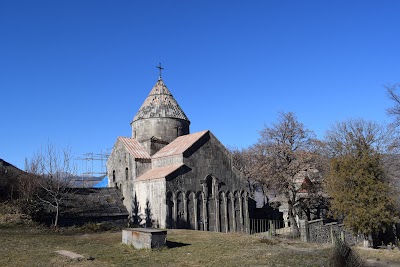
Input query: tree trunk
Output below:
<box><xmin>288</xmin><ymin>202</ymin><xmax>300</xmax><ymax>236</ymax></box>
<box><xmin>305</xmin><ymin>208</ymin><xmax>311</xmax><ymax>221</ymax></box>
<box><xmin>54</xmin><ymin>203</ymin><xmax>59</xmax><ymax>227</ymax></box>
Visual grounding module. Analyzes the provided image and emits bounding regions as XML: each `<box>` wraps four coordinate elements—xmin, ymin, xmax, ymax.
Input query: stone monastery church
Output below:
<box><xmin>107</xmin><ymin>75</ymin><xmax>250</xmax><ymax>232</ymax></box>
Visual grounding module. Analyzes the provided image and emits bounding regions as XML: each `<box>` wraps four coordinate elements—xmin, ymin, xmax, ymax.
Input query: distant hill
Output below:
<box><xmin>0</xmin><ymin>158</ymin><xmax>24</xmax><ymax>174</ymax></box>
<box><xmin>0</xmin><ymin>158</ymin><xmax>109</xmax><ymax>202</ymax></box>
<box><xmin>0</xmin><ymin>158</ymin><xmax>27</xmax><ymax>201</ymax></box>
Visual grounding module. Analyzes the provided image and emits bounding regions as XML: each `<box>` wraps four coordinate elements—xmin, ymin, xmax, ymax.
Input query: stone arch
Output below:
<box><xmin>176</xmin><ymin>191</ymin><xmax>185</xmax><ymax>228</ymax></box>
<box><xmin>186</xmin><ymin>191</ymin><xmax>196</xmax><ymax>229</ymax></box>
<box><xmin>202</xmin><ymin>175</ymin><xmax>218</xmax><ymax>231</ymax></box>
<box><xmin>196</xmin><ymin>191</ymin><xmax>205</xmax><ymax>231</ymax></box>
<box><xmin>166</xmin><ymin>191</ymin><xmax>174</xmax><ymax>228</ymax></box>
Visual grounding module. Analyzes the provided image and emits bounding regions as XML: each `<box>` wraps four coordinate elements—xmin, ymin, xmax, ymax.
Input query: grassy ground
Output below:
<box><xmin>354</xmin><ymin>246</ymin><xmax>400</xmax><ymax>266</ymax></box>
<box><xmin>0</xmin><ymin>223</ymin><xmax>334</xmax><ymax>267</ymax></box>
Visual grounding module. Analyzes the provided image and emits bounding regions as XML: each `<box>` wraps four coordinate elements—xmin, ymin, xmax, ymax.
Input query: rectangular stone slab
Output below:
<box><xmin>122</xmin><ymin>228</ymin><xmax>167</xmax><ymax>249</ymax></box>
<box><xmin>55</xmin><ymin>250</ymin><xmax>84</xmax><ymax>260</ymax></box>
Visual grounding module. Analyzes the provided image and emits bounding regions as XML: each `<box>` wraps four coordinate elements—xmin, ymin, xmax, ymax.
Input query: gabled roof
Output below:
<box><xmin>299</xmin><ymin>177</ymin><xmax>313</xmax><ymax>193</ymax></box>
<box><xmin>61</xmin><ymin>188</ymin><xmax>128</xmax><ymax>219</ymax></box>
<box><xmin>136</xmin><ymin>163</ymin><xmax>185</xmax><ymax>181</ymax></box>
<box><xmin>152</xmin><ymin>130</ymin><xmax>209</xmax><ymax>159</ymax></box>
<box><xmin>118</xmin><ymin>137</ymin><xmax>151</xmax><ymax>159</ymax></box>
<box><xmin>132</xmin><ymin>79</ymin><xmax>190</xmax><ymax>122</ymax></box>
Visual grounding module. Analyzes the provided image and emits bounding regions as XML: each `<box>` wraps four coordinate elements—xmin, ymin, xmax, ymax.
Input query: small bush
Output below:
<box><xmin>0</xmin><ymin>202</ymin><xmax>20</xmax><ymax>215</ymax></box>
<box><xmin>79</xmin><ymin>222</ymin><xmax>115</xmax><ymax>233</ymax></box>
<box><xmin>0</xmin><ymin>202</ymin><xmax>34</xmax><ymax>225</ymax></box>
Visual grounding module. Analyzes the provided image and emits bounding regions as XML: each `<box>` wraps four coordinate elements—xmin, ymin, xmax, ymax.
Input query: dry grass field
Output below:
<box><xmin>354</xmin><ymin>247</ymin><xmax>400</xmax><ymax>267</ymax></box>
<box><xmin>0</xmin><ymin>223</ymin><xmax>334</xmax><ymax>267</ymax></box>
<box><xmin>5</xmin><ymin>221</ymin><xmax>400</xmax><ymax>267</ymax></box>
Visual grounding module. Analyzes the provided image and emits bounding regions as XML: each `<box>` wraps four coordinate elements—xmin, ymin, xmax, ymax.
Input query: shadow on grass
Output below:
<box><xmin>166</xmin><ymin>240</ymin><xmax>190</xmax><ymax>248</ymax></box>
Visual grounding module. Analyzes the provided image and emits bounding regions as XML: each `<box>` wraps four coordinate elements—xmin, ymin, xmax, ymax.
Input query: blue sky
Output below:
<box><xmin>1</xmin><ymin>1</ymin><xmax>400</xmax><ymax>172</ymax></box>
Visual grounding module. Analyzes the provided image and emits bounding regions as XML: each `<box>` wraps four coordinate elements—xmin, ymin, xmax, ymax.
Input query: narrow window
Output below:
<box><xmin>125</xmin><ymin>167</ymin><xmax>129</xmax><ymax>180</ymax></box>
<box><xmin>112</xmin><ymin>170</ymin><xmax>116</xmax><ymax>182</ymax></box>
<box><xmin>206</xmin><ymin>176</ymin><xmax>213</xmax><ymax>198</ymax></box>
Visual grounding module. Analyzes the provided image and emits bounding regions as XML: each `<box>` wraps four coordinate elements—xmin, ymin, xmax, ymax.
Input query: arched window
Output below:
<box><xmin>112</xmin><ymin>170</ymin><xmax>116</xmax><ymax>182</ymax></box>
<box><xmin>206</xmin><ymin>176</ymin><xmax>213</xmax><ymax>198</ymax></box>
<box><xmin>125</xmin><ymin>167</ymin><xmax>129</xmax><ymax>180</ymax></box>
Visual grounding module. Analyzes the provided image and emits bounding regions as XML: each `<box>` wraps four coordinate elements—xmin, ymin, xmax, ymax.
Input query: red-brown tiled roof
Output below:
<box><xmin>118</xmin><ymin>137</ymin><xmax>151</xmax><ymax>159</ymax></box>
<box><xmin>299</xmin><ymin>177</ymin><xmax>312</xmax><ymax>193</ymax></box>
<box><xmin>152</xmin><ymin>130</ymin><xmax>209</xmax><ymax>159</ymax></box>
<box><xmin>136</xmin><ymin>163</ymin><xmax>185</xmax><ymax>181</ymax></box>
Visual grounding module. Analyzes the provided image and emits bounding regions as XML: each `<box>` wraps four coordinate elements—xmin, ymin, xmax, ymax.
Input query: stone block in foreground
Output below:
<box><xmin>122</xmin><ymin>228</ymin><xmax>167</xmax><ymax>249</ymax></box>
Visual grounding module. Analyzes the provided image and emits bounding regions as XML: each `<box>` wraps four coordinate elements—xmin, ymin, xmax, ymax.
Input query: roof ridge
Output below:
<box><xmin>152</xmin><ymin>130</ymin><xmax>209</xmax><ymax>159</ymax></box>
<box><xmin>137</xmin><ymin>163</ymin><xmax>185</xmax><ymax>181</ymax></box>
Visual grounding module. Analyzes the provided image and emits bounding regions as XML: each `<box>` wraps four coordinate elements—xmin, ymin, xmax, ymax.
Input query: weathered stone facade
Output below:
<box><xmin>107</xmin><ymin>78</ymin><xmax>250</xmax><ymax>232</ymax></box>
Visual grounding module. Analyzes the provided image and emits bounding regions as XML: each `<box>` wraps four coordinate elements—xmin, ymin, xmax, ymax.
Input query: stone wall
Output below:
<box><xmin>107</xmin><ymin>139</ymin><xmax>153</xmax><ymax>214</ymax></box>
<box><xmin>152</xmin><ymin>155</ymin><xmax>183</xmax><ymax>168</ymax></box>
<box><xmin>302</xmin><ymin>219</ymin><xmax>357</xmax><ymax>245</ymax></box>
<box><xmin>161</xmin><ymin>132</ymin><xmax>250</xmax><ymax>232</ymax></box>
<box><xmin>131</xmin><ymin>117</ymin><xmax>190</xmax><ymax>146</ymax></box>
<box><xmin>166</xmin><ymin>132</ymin><xmax>246</xmax><ymax>193</ymax></box>
<box><xmin>135</xmin><ymin>159</ymin><xmax>151</xmax><ymax>178</ymax></box>
<box><xmin>136</xmin><ymin>179</ymin><xmax>166</xmax><ymax>228</ymax></box>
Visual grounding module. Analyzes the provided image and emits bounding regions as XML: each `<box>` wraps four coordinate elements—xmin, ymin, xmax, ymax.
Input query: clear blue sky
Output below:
<box><xmin>1</xmin><ymin>1</ymin><xmax>399</xmax><ymax>173</ymax></box>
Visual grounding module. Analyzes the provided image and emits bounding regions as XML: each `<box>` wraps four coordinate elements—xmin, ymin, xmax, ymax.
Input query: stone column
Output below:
<box><xmin>231</xmin><ymin>195</ymin><xmax>236</xmax><ymax>232</ymax></box>
<box><xmin>215</xmin><ymin>193</ymin><xmax>220</xmax><ymax>232</ymax></box>
<box><xmin>212</xmin><ymin>177</ymin><xmax>217</xmax><ymax>197</ymax></box>
<box><xmin>223</xmin><ymin>194</ymin><xmax>228</xmax><ymax>232</ymax></box>
<box><xmin>194</xmin><ymin>196</ymin><xmax>198</xmax><ymax>230</ymax></box>
<box><xmin>183</xmin><ymin>194</ymin><xmax>188</xmax><ymax>228</ymax></box>
<box><xmin>238</xmin><ymin>194</ymin><xmax>243</xmax><ymax>232</ymax></box>
<box><xmin>201</xmin><ymin>183</ymin><xmax>209</xmax><ymax>231</ymax></box>
<box><xmin>244</xmin><ymin>192</ymin><xmax>249</xmax><ymax>233</ymax></box>
<box><xmin>202</xmin><ymin>192</ymin><xmax>208</xmax><ymax>231</ymax></box>
<box><xmin>173</xmin><ymin>193</ymin><xmax>177</xmax><ymax>229</ymax></box>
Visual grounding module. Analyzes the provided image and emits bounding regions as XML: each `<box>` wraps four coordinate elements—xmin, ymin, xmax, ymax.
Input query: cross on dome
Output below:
<box><xmin>156</xmin><ymin>63</ymin><xmax>164</xmax><ymax>80</ymax></box>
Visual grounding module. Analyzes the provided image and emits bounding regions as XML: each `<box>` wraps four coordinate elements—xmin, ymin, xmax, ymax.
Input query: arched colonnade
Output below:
<box><xmin>166</xmin><ymin>176</ymin><xmax>249</xmax><ymax>232</ymax></box>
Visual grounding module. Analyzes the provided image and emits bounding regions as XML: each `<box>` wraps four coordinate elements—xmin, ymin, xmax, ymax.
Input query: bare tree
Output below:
<box><xmin>325</xmin><ymin>118</ymin><xmax>398</xmax><ymax>157</ymax></box>
<box><xmin>252</xmin><ymin>112</ymin><xmax>326</xmax><ymax>235</ymax></box>
<box><xmin>386</xmin><ymin>83</ymin><xmax>400</xmax><ymax>125</ymax></box>
<box><xmin>230</xmin><ymin>147</ymin><xmax>254</xmax><ymax>180</ymax></box>
<box><xmin>25</xmin><ymin>144</ymin><xmax>76</xmax><ymax>227</ymax></box>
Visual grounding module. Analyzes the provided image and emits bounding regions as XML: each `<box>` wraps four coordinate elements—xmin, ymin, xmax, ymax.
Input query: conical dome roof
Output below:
<box><xmin>132</xmin><ymin>79</ymin><xmax>189</xmax><ymax>122</ymax></box>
